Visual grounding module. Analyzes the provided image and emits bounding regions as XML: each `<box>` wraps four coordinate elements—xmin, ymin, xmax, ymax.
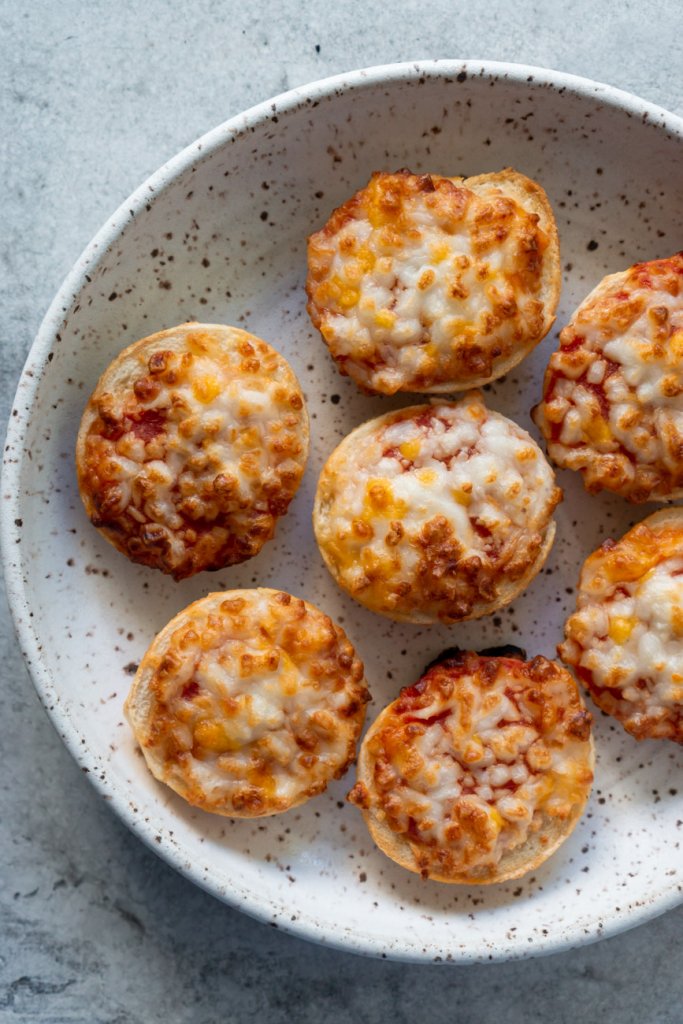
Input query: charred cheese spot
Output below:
<box><xmin>533</xmin><ymin>253</ymin><xmax>683</xmax><ymax>502</ymax></box>
<box><xmin>349</xmin><ymin>651</ymin><xmax>593</xmax><ymax>881</ymax></box>
<box><xmin>314</xmin><ymin>392</ymin><xmax>561</xmax><ymax>623</ymax></box>
<box><xmin>125</xmin><ymin>589</ymin><xmax>369</xmax><ymax>816</ymax></box>
<box><xmin>306</xmin><ymin>169</ymin><xmax>558</xmax><ymax>394</ymax></box>
<box><xmin>76</xmin><ymin>323</ymin><xmax>309</xmax><ymax>579</ymax></box>
<box><xmin>560</xmin><ymin>511</ymin><xmax>683</xmax><ymax>743</ymax></box>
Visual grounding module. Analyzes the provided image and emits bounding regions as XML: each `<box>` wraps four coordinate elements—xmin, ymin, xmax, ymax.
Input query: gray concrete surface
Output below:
<box><xmin>2</xmin><ymin>1</ymin><xmax>682</xmax><ymax>1020</ymax></box>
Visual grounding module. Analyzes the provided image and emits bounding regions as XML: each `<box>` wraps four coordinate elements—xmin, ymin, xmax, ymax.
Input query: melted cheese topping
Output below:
<box><xmin>78</xmin><ymin>324</ymin><xmax>308</xmax><ymax>579</ymax></box>
<box><xmin>560</xmin><ymin>517</ymin><xmax>683</xmax><ymax>742</ymax></box>
<box><xmin>314</xmin><ymin>392</ymin><xmax>561</xmax><ymax>623</ymax></box>
<box><xmin>533</xmin><ymin>253</ymin><xmax>683</xmax><ymax>502</ymax></box>
<box><xmin>348</xmin><ymin>653</ymin><xmax>593</xmax><ymax>880</ymax></box>
<box><xmin>306</xmin><ymin>170</ymin><xmax>554</xmax><ymax>394</ymax></box>
<box><xmin>125</xmin><ymin>589</ymin><xmax>369</xmax><ymax>816</ymax></box>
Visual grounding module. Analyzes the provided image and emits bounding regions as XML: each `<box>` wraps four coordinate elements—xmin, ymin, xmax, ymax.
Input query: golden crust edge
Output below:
<box><xmin>575</xmin><ymin>506</ymin><xmax>683</xmax><ymax>589</ymax></box>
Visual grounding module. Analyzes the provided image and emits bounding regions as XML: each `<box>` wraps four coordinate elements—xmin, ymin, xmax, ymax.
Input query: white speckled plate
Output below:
<box><xmin>3</xmin><ymin>60</ymin><xmax>683</xmax><ymax>963</ymax></box>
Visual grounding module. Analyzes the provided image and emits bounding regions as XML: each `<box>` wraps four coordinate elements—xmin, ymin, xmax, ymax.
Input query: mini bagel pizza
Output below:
<box><xmin>76</xmin><ymin>323</ymin><xmax>309</xmax><ymax>579</ymax></box>
<box><xmin>313</xmin><ymin>391</ymin><xmax>562</xmax><ymax>623</ymax></box>
<box><xmin>533</xmin><ymin>252</ymin><xmax>683</xmax><ymax>502</ymax></box>
<box><xmin>125</xmin><ymin>589</ymin><xmax>369</xmax><ymax>817</ymax></box>
<box><xmin>560</xmin><ymin>509</ymin><xmax>683</xmax><ymax>743</ymax></box>
<box><xmin>306</xmin><ymin>168</ymin><xmax>560</xmax><ymax>394</ymax></box>
<box><xmin>348</xmin><ymin>648</ymin><xmax>594</xmax><ymax>884</ymax></box>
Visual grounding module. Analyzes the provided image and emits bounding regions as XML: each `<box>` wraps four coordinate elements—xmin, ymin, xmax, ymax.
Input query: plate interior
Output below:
<box><xmin>7</xmin><ymin>65</ymin><xmax>683</xmax><ymax>962</ymax></box>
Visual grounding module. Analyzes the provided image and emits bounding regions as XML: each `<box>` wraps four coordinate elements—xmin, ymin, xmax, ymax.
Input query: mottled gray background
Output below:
<box><xmin>2</xmin><ymin>1</ymin><xmax>682</xmax><ymax>1021</ymax></box>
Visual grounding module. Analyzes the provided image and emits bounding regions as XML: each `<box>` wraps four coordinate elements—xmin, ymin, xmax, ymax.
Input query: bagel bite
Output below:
<box><xmin>307</xmin><ymin>168</ymin><xmax>560</xmax><ymax>394</ymax></box>
<box><xmin>348</xmin><ymin>648</ymin><xmax>594</xmax><ymax>884</ymax></box>
<box><xmin>76</xmin><ymin>323</ymin><xmax>308</xmax><ymax>579</ymax></box>
<box><xmin>125</xmin><ymin>589</ymin><xmax>369</xmax><ymax>817</ymax></box>
<box><xmin>560</xmin><ymin>509</ymin><xmax>683</xmax><ymax>743</ymax></box>
<box><xmin>533</xmin><ymin>253</ymin><xmax>683</xmax><ymax>502</ymax></box>
<box><xmin>313</xmin><ymin>391</ymin><xmax>562</xmax><ymax>623</ymax></box>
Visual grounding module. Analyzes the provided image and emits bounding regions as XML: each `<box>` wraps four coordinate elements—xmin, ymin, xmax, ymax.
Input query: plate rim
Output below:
<box><xmin>3</xmin><ymin>57</ymin><xmax>683</xmax><ymax>964</ymax></box>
